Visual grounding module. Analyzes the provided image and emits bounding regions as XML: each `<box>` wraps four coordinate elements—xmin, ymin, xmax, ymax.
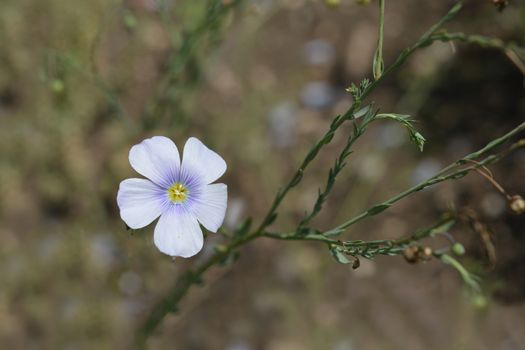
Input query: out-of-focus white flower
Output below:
<box><xmin>117</xmin><ymin>136</ymin><xmax>227</xmax><ymax>258</ymax></box>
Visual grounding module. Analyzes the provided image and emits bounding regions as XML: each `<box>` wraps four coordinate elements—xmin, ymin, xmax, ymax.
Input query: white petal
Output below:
<box><xmin>182</xmin><ymin>137</ymin><xmax>226</xmax><ymax>184</ymax></box>
<box><xmin>129</xmin><ymin>136</ymin><xmax>180</xmax><ymax>188</ymax></box>
<box><xmin>117</xmin><ymin>178</ymin><xmax>165</xmax><ymax>229</ymax></box>
<box><xmin>194</xmin><ymin>183</ymin><xmax>227</xmax><ymax>233</ymax></box>
<box><xmin>153</xmin><ymin>208</ymin><xmax>204</xmax><ymax>258</ymax></box>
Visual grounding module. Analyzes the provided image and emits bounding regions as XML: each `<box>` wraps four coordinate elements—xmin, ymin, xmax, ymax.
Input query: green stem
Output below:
<box><xmin>138</xmin><ymin>0</ymin><xmax>486</xmax><ymax>340</ymax></box>
<box><xmin>323</xmin><ymin>122</ymin><xmax>525</xmax><ymax>236</ymax></box>
<box><xmin>373</xmin><ymin>0</ymin><xmax>385</xmax><ymax>80</ymax></box>
<box><xmin>143</xmin><ymin>0</ymin><xmax>245</xmax><ymax>126</ymax></box>
<box><xmin>430</xmin><ymin>32</ymin><xmax>525</xmax><ymax>75</ymax></box>
<box><xmin>265</xmin><ymin>216</ymin><xmax>456</xmax><ymax>259</ymax></box>
<box><xmin>364</xmin><ymin>0</ymin><xmax>464</xmax><ymax>95</ymax></box>
<box><xmin>299</xmin><ymin>110</ymin><xmax>376</xmax><ymax>228</ymax></box>
<box><xmin>254</xmin><ymin>1</ymin><xmax>466</xmax><ymax>236</ymax></box>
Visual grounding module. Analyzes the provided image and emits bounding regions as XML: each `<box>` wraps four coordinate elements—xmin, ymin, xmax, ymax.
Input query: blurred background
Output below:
<box><xmin>1</xmin><ymin>0</ymin><xmax>525</xmax><ymax>349</ymax></box>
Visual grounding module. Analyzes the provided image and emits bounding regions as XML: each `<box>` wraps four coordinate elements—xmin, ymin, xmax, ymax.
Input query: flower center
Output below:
<box><xmin>167</xmin><ymin>183</ymin><xmax>188</xmax><ymax>204</ymax></box>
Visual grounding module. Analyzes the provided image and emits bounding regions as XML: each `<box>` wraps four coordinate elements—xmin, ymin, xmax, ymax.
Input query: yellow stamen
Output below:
<box><xmin>167</xmin><ymin>183</ymin><xmax>188</xmax><ymax>203</ymax></box>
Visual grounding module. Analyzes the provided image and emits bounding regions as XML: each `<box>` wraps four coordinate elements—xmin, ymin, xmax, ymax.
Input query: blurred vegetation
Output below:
<box><xmin>0</xmin><ymin>0</ymin><xmax>524</xmax><ymax>349</ymax></box>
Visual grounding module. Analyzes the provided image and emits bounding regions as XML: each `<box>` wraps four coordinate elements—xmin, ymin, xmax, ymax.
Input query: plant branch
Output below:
<box><xmin>254</xmin><ymin>0</ymin><xmax>465</xmax><ymax>235</ymax></box>
<box><xmin>373</xmin><ymin>0</ymin><xmax>385</xmax><ymax>80</ymax></box>
<box><xmin>322</xmin><ymin>122</ymin><xmax>525</xmax><ymax>237</ymax></box>
<box><xmin>298</xmin><ymin>107</ymin><xmax>376</xmax><ymax>228</ymax></box>
<box><xmin>429</xmin><ymin>31</ymin><xmax>525</xmax><ymax>75</ymax></box>
<box><xmin>141</xmin><ymin>0</ymin><xmax>525</xmax><ymax>341</ymax></box>
<box><xmin>143</xmin><ymin>0</ymin><xmax>245</xmax><ymax>126</ymax></box>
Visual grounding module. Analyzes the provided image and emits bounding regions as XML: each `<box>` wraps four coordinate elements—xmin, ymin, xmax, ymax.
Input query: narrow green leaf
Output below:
<box><xmin>353</xmin><ymin>105</ymin><xmax>371</xmax><ymax>119</ymax></box>
<box><xmin>376</xmin><ymin>113</ymin><xmax>426</xmax><ymax>151</ymax></box>
<box><xmin>219</xmin><ymin>251</ymin><xmax>240</xmax><ymax>267</ymax></box>
<box><xmin>373</xmin><ymin>0</ymin><xmax>385</xmax><ymax>80</ymax></box>
<box><xmin>330</xmin><ymin>247</ymin><xmax>352</xmax><ymax>264</ymax></box>
<box><xmin>367</xmin><ymin>204</ymin><xmax>390</xmax><ymax>215</ymax></box>
<box><xmin>373</xmin><ymin>47</ymin><xmax>384</xmax><ymax>80</ymax></box>
<box><xmin>428</xmin><ymin>219</ymin><xmax>455</xmax><ymax>236</ymax></box>
<box><xmin>234</xmin><ymin>217</ymin><xmax>252</xmax><ymax>237</ymax></box>
<box><xmin>409</xmin><ymin>130</ymin><xmax>426</xmax><ymax>152</ymax></box>
<box><xmin>298</xmin><ymin>227</ymin><xmax>321</xmax><ymax>236</ymax></box>
<box><xmin>266</xmin><ymin>212</ymin><xmax>278</xmax><ymax>226</ymax></box>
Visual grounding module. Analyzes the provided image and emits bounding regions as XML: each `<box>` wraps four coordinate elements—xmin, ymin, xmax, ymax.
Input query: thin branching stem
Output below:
<box><xmin>143</xmin><ymin>0</ymin><xmax>245</xmax><ymax>125</ymax></box>
<box><xmin>136</xmin><ymin>0</ymin><xmax>525</xmax><ymax>342</ymax></box>
<box><xmin>265</xmin><ymin>215</ymin><xmax>455</xmax><ymax>249</ymax></box>
<box><xmin>429</xmin><ymin>32</ymin><xmax>525</xmax><ymax>75</ymax></box>
<box><xmin>323</xmin><ymin>122</ymin><xmax>525</xmax><ymax>236</ymax></box>
<box><xmin>298</xmin><ymin>108</ymin><xmax>376</xmax><ymax>228</ymax></box>
<box><xmin>254</xmin><ymin>0</ymin><xmax>465</xmax><ymax>236</ymax></box>
<box><xmin>373</xmin><ymin>0</ymin><xmax>385</xmax><ymax>80</ymax></box>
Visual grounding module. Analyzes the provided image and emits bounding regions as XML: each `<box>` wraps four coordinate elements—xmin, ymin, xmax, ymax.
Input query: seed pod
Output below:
<box><xmin>403</xmin><ymin>246</ymin><xmax>420</xmax><ymax>264</ymax></box>
<box><xmin>423</xmin><ymin>247</ymin><xmax>433</xmax><ymax>258</ymax></box>
<box><xmin>509</xmin><ymin>195</ymin><xmax>525</xmax><ymax>215</ymax></box>
<box><xmin>492</xmin><ymin>0</ymin><xmax>508</xmax><ymax>12</ymax></box>
<box><xmin>352</xmin><ymin>257</ymin><xmax>361</xmax><ymax>270</ymax></box>
<box><xmin>452</xmin><ymin>242</ymin><xmax>466</xmax><ymax>256</ymax></box>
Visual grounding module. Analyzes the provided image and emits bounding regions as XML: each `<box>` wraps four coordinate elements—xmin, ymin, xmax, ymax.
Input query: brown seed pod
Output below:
<box><xmin>403</xmin><ymin>246</ymin><xmax>420</xmax><ymax>264</ymax></box>
<box><xmin>492</xmin><ymin>0</ymin><xmax>509</xmax><ymax>12</ymax></box>
<box><xmin>352</xmin><ymin>257</ymin><xmax>361</xmax><ymax>270</ymax></box>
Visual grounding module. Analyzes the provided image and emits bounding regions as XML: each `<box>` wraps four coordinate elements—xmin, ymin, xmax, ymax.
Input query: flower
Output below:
<box><xmin>117</xmin><ymin>136</ymin><xmax>227</xmax><ymax>257</ymax></box>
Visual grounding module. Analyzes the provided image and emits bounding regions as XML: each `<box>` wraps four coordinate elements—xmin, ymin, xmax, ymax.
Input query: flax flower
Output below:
<box><xmin>117</xmin><ymin>136</ymin><xmax>227</xmax><ymax>257</ymax></box>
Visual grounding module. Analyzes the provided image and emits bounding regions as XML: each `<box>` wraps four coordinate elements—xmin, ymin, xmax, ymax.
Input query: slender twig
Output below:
<box><xmin>322</xmin><ymin>122</ymin><xmax>525</xmax><ymax>237</ymax></box>
<box><xmin>46</xmin><ymin>49</ymin><xmax>135</xmax><ymax>133</ymax></box>
<box><xmin>137</xmin><ymin>1</ymin><xmax>525</xmax><ymax>342</ymax></box>
<box><xmin>143</xmin><ymin>0</ymin><xmax>245</xmax><ymax>125</ymax></box>
<box><xmin>298</xmin><ymin>107</ymin><xmax>377</xmax><ymax>228</ymax></box>
<box><xmin>264</xmin><ymin>215</ymin><xmax>455</xmax><ymax>251</ymax></box>
<box><xmin>254</xmin><ymin>1</ymin><xmax>465</xmax><ymax>236</ymax></box>
<box><xmin>373</xmin><ymin>0</ymin><xmax>385</xmax><ymax>80</ymax></box>
<box><xmin>429</xmin><ymin>31</ymin><xmax>525</xmax><ymax>75</ymax></box>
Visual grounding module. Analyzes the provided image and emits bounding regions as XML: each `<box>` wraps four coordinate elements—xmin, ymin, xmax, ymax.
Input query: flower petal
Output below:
<box><xmin>194</xmin><ymin>183</ymin><xmax>227</xmax><ymax>233</ymax></box>
<box><xmin>153</xmin><ymin>208</ymin><xmax>204</xmax><ymax>258</ymax></box>
<box><xmin>117</xmin><ymin>178</ymin><xmax>166</xmax><ymax>229</ymax></box>
<box><xmin>182</xmin><ymin>137</ymin><xmax>226</xmax><ymax>184</ymax></box>
<box><xmin>129</xmin><ymin>136</ymin><xmax>180</xmax><ymax>188</ymax></box>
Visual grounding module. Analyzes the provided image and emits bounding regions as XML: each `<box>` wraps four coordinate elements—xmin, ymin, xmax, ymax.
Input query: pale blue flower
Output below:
<box><xmin>117</xmin><ymin>136</ymin><xmax>227</xmax><ymax>257</ymax></box>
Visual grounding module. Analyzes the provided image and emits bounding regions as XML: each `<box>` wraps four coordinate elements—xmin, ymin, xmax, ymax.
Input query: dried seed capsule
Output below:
<box><xmin>509</xmin><ymin>195</ymin><xmax>525</xmax><ymax>215</ymax></box>
<box><xmin>352</xmin><ymin>257</ymin><xmax>361</xmax><ymax>270</ymax></box>
<box><xmin>492</xmin><ymin>0</ymin><xmax>508</xmax><ymax>12</ymax></box>
<box><xmin>403</xmin><ymin>246</ymin><xmax>420</xmax><ymax>264</ymax></box>
<box><xmin>423</xmin><ymin>247</ymin><xmax>433</xmax><ymax>258</ymax></box>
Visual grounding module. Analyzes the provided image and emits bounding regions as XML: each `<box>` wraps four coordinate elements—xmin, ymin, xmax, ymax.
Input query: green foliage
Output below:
<box><xmin>138</xmin><ymin>0</ymin><xmax>525</xmax><ymax>341</ymax></box>
<box><xmin>345</xmin><ymin>78</ymin><xmax>371</xmax><ymax>102</ymax></box>
<box><xmin>376</xmin><ymin>113</ymin><xmax>426</xmax><ymax>151</ymax></box>
<box><xmin>299</xmin><ymin>105</ymin><xmax>376</xmax><ymax>228</ymax></box>
<box><xmin>440</xmin><ymin>254</ymin><xmax>481</xmax><ymax>293</ymax></box>
<box><xmin>373</xmin><ymin>0</ymin><xmax>385</xmax><ymax>80</ymax></box>
<box><xmin>330</xmin><ymin>246</ymin><xmax>353</xmax><ymax>264</ymax></box>
<box><xmin>367</xmin><ymin>204</ymin><xmax>391</xmax><ymax>216</ymax></box>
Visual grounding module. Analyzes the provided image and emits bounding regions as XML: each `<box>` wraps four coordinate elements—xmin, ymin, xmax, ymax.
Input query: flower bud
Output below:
<box><xmin>50</xmin><ymin>79</ymin><xmax>64</xmax><ymax>94</ymax></box>
<box><xmin>324</xmin><ymin>0</ymin><xmax>341</xmax><ymax>7</ymax></box>
<box><xmin>452</xmin><ymin>242</ymin><xmax>465</xmax><ymax>256</ymax></box>
<box><xmin>471</xmin><ymin>295</ymin><xmax>488</xmax><ymax>310</ymax></box>
<box><xmin>509</xmin><ymin>195</ymin><xmax>525</xmax><ymax>215</ymax></box>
